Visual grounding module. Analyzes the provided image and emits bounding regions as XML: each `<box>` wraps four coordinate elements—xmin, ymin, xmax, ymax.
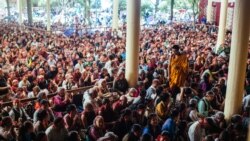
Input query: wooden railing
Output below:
<box><xmin>2</xmin><ymin>81</ymin><xmax>113</xmax><ymax>107</ymax></box>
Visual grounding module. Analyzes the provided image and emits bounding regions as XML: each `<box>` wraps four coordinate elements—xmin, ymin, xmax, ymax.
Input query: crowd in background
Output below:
<box><xmin>0</xmin><ymin>20</ymin><xmax>250</xmax><ymax>141</ymax></box>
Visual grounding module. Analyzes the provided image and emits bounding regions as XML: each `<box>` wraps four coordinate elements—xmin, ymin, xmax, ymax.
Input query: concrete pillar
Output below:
<box><xmin>17</xmin><ymin>0</ymin><xmax>23</xmax><ymax>25</ymax></box>
<box><xmin>206</xmin><ymin>0</ymin><xmax>213</xmax><ymax>23</ymax></box>
<box><xmin>27</xmin><ymin>0</ymin><xmax>33</xmax><ymax>25</ymax></box>
<box><xmin>125</xmin><ymin>0</ymin><xmax>141</xmax><ymax>87</ymax></box>
<box><xmin>216</xmin><ymin>0</ymin><xmax>228</xmax><ymax>53</ymax></box>
<box><xmin>46</xmin><ymin>0</ymin><xmax>51</xmax><ymax>31</ymax></box>
<box><xmin>224</xmin><ymin>0</ymin><xmax>250</xmax><ymax>120</ymax></box>
<box><xmin>112</xmin><ymin>0</ymin><xmax>119</xmax><ymax>31</ymax></box>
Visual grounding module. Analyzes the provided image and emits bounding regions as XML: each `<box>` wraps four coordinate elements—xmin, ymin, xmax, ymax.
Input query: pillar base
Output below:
<box><xmin>224</xmin><ymin>0</ymin><xmax>250</xmax><ymax>120</ymax></box>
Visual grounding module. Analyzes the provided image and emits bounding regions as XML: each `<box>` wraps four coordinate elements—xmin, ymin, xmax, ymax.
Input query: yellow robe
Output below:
<box><xmin>169</xmin><ymin>54</ymin><xmax>189</xmax><ymax>89</ymax></box>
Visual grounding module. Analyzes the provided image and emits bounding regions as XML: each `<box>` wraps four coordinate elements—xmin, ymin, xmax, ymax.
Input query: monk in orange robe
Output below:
<box><xmin>168</xmin><ymin>45</ymin><xmax>189</xmax><ymax>89</ymax></box>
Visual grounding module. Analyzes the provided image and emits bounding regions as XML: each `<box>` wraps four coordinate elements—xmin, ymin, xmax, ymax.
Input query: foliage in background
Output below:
<box><xmin>141</xmin><ymin>0</ymin><xmax>154</xmax><ymax>17</ymax></box>
<box><xmin>159</xmin><ymin>0</ymin><xmax>199</xmax><ymax>21</ymax></box>
<box><xmin>8</xmin><ymin>0</ymin><xmax>199</xmax><ymax>15</ymax></box>
<box><xmin>118</xmin><ymin>0</ymin><xmax>154</xmax><ymax>15</ymax></box>
<box><xmin>3</xmin><ymin>0</ymin><xmax>199</xmax><ymax>23</ymax></box>
<box><xmin>189</xmin><ymin>0</ymin><xmax>199</xmax><ymax>21</ymax></box>
<box><xmin>158</xmin><ymin>0</ymin><xmax>170</xmax><ymax>13</ymax></box>
<box><xmin>174</xmin><ymin>0</ymin><xmax>190</xmax><ymax>9</ymax></box>
<box><xmin>91</xmin><ymin>0</ymin><xmax>101</xmax><ymax>9</ymax></box>
<box><xmin>119</xmin><ymin>0</ymin><xmax>126</xmax><ymax>12</ymax></box>
<box><xmin>159</xmin><ymin>0</ymin><xmax>199</xmax><ymax>12</ymax></box>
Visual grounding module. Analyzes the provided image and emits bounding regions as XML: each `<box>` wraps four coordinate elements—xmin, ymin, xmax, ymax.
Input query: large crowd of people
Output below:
<box><xmin>0</xmin><ymin>20</ymin><xmax>249</xmax><ymax>141</ymax></box>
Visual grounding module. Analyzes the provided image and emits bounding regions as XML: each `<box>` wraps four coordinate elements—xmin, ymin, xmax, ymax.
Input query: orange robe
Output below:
<box><xmin>169</xmin><ymin>54</ymin><xmax>189</xmax><ymax>89</ymax></box>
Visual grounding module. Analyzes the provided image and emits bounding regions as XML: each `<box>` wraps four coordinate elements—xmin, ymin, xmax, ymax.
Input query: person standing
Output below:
<box><xmin>168</xmin><ymin>45</ymin><xmax>189</xmax><ymax>90</ymax></box>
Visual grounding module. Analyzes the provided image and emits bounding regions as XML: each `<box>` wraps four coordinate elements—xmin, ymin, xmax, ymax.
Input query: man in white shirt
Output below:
<box><xmin>146</xmin><ymin>79</ymin><xmax>159</xmax><ymax>100</ymax></box>
<box><xmin>46</xmin><ymin>117</ymin><xmax>68</xmax><ymax>141</ymax></box>
<box><xmin>188</xmin><ymin>118</ymin><xmax>208</xmax><ymax>141</ymax></box>
<box><xmin>104</xmin><ymin>54</ymin><xmax>115</xmax><ymax>70</ymax></box>
<box><xmin>74</xmin><ymin>59</ymin><xmax>85</xmax><ymax>73</ymax></box>
<box><xmin>243</xmin><ymin>94</ymin><xmax>250</xmax><ymax>111</ymax></box>
<box><xmin>82</xmin><ymin>87</ymin><xmax>99</xmax><ymax>111</ymax></box>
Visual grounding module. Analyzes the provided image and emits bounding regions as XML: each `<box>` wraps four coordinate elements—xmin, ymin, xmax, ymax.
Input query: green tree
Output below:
<box><xmin>6</xmin><ymin>0</ymin><xmax>11</xmax><ymax>20</ymax></box>
<box><xmin>167</xmin><ymin>0</ymin><xmax>199</xmax><ymax>22</ymax></box>
<box><xmin>83</xmin><ymin>0</ymin><xmax>91</xmax><ymax>25</ymax></box>
<box><xmin>141</xmin><ymin>0</ymin><xmax>154</xmax><ymax>18</ymax></box>
<box><xmin>170</xmin><ymin>0</ymin><xmax>174</xmax><ymax>21</ymax></box>
<box><xmin>34</xmin><ymin>0</ymin><xmax>69</xmax><ymax>7</ymax></box>
<box><xmin>155</xmin><ymin>0</ymin><xmax>160</xmax><ymax>15</ymax></box>
<box><xmin>189</xmin><ymin>0</ymin><xmax>199</xmax><ymax>24</ymax></box>
<box><xmin>174</xmin><ymin>0</ymin><xmax>189</xmax><ymax>9</ymax></box>
<box><xmin>33</xmin><ymin>0</ymin><xmax>39</xmax><ymax>7</ymax></box>
<box><xmin>159</xmin><ymin>1</ymin><xmax>170</xmax><ymax>12</ymax></box>
<box><xmin>91</xmin><ymin>0</ymin><xmax>101</xmax><ymax>9</ymax></box>
<box><xmin>119</xmin><ymin>0</ymin><xmax>126</xmax><ymax>12</ymax></box>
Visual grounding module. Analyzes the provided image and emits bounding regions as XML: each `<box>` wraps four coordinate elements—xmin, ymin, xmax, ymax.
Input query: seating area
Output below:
<box><xmin>0</xmin><ymin>20</ymin><xmax>250</xmax><ymax>141</ymax></box>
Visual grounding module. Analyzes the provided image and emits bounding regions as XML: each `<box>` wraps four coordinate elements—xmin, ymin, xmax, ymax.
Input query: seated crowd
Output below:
<box><xmin>0</xmin><ymin>21</ymin><xmax>249</xmax><ymax>141</ymax></box>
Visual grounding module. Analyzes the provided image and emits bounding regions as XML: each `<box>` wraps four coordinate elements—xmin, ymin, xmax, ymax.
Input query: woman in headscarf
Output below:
<box><xmin>113</xmin><ymin>71</ymin><xmax>129</xmax><ymax>94</ymax></box>
<box><xmin>87</xmin><ymin>116</ymin><xmax>106</xmax><ymax>141</ymax></box>
<box><xmin>97</xmin><ymin>79</ymin><xmax>109</xmax><ymax>98</ymax></box>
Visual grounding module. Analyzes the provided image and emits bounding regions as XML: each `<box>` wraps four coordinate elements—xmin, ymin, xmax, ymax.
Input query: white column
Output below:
<box><xmin>46</xmin><ymin>0</ymin><xmax>51</xmax><ymax>31</ymax></box>
<box><xmin>206</xmin><ymin>0</ymin><xmax>213</xmax><ymax>23</ymax></box>
<box><xmin>224</xmin><ymin>0</ymin><xmax>250</xmax><ymax>120</ymax></box>
<box><xmin>112</xmin><ymin>0</ymin><xmax>119</xmax><ymax>31</ymax></box>
<box><xmin>216</xmin><ymin>0</ymin><xmax>228</xmax><ymax>53</ymax></box>
<box><xmin>125</xmin><ymin>0</ymin><xmax>141</xmax><ymax>87</ymax></box>
<box><xmin>17</xmin><ymin>0</ymin><xmax>23</xmax><ymax>25</ymax></box>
